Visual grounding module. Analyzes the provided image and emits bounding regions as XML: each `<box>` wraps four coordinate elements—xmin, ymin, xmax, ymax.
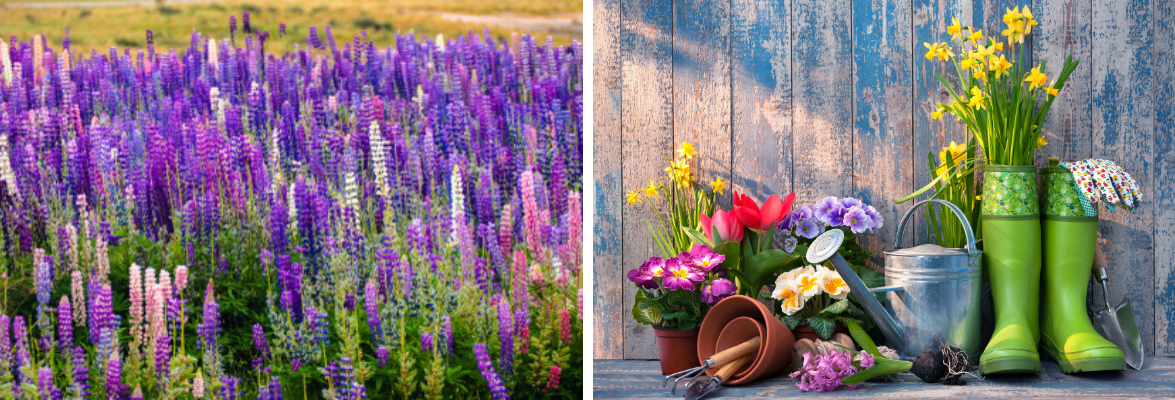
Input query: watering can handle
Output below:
<box><xmin>892</xmin><ymin>199</ymin><xmax>979</xmax><ymax>255</ymax></box>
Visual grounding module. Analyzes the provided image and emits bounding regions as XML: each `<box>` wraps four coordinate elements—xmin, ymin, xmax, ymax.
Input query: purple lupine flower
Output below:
<box><xmin>258</xmin><ymin>376</ymin><xmax>282</xmax><ymax>400</ymax></box>
<box><xmin>376</xmin><ymin>346</ymin><xmax>388</xmax><ymax>368</ymax></box>
<box><xmin>155</xmin><ymin>329</ymin><xmax>170</xmax><ymax>381</ymax></box>
<box><xmin>498</xmin><ymin>298</ymin><xmax>514</xmax><ymax>379</ymax></box>
<box><xmin>421</xmin><ymin>332</ymin><xmax>434</xmax><ymax>353</ymax></box>
<box><xmin>364</xmin><ymin>279</ymin><xmax>380</xmax><ymax>342</ymax></box>
<box><xmin>243</xmin><ymin>12</ymin><xmax>252</xmax><ymax>34</ymax></box>
<box><xmin>58</xmin><ymin>296</ymin><xmax>73</xmax><ymax>351</ymax></box>
<box><xmin>344</xmin><ymin>294</ymin><xmax>355</xmax><ymax>311</ymax></box>
<box><xmin>474</xmin><ymin>343</ymin><xmax>509</xmax><ymax>400</ymax></box>
<box><xmin>442</xmin><ymin>316</ymin><xmax>453</xmax><ymax>357</ymax></box>
<box><xmin>106</xmin><ymin>354</ymin><xmax>121</xmax><ymax>400</ymax></box>
<box><xmin>73</xmin><ymin>347</ymin><xmax>90</xmax><ymax>398</ymax></box>
<box><xmin>38</xmin><ymin>367</ymin><xmax>53</xmax><ymax>398</ymax></box>
<box><xmin>253</xmin><ymin>323</ymin><xmax>269</xmax><ymax>360</ymax></box>
<box><xmin>220</xmin><ymin>376</ymin><xmax>241</xmax><ymax>400</ymax></box>
<box><xmin>279</xmin><ymin>23</ymin><xmax>286</xmax><ymax>36</ymax></box>
<box><xmin>198</xmin><ymin>281</ymin><xmax>220</xmax><ymax>357</ymax></box>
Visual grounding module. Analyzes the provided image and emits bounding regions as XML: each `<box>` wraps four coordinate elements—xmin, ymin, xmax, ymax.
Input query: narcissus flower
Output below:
<box><xmin>947</xmin><ymin>18</ymin><xmax>964</xmax><ymax>41</ymax></box>
<box><xmin>1037</xmin><ymin>135</ymin><xmax>1048</xmax><ymax>149</ymax></box>
<box><xmin>677</xmin><ymin>142</ymin><xmax>696</xmax><ymax>159</ymax></box>
<box><xmin>710</xmin><ymin>176</ymin><xmax>727</xmax><ymax>195</ymax></box>
<box><xmin>991</xmin><ymin>54</ymin><xmax>1012</xmax><ymax>78</ymax></box>
<box><xmin>626</xmin><ymin>191</ymin><xmax>640</xmax><ymax>205</ymax></box>
<box><xmin>1025</xmin><ymin>65</ymin><xmax>1048</xmax><ymax>90</ymax></box>
<box><xmin>931</xmin><ymin>105</ymin><xmax>946</xmax><ymax>120</ymax></box>
<box><xmin>967</xmin><ymin>86</ymin><xmax>987</xmax><ymax>109</ymax></box>
<box><xmin>1046</xmin><ymin>87</ymin><xmax>1059</xmax><ymax>97</ymax></box>
<box><xmin>643</xmin><ymin>180</ymin><xmax>659</xmax><ymax>198</ymax></box>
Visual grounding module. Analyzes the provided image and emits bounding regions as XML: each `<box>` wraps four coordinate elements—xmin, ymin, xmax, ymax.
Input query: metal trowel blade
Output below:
<box><xmin>1115</xmin><ymin>299</ymin><xmax>1145</xmax><ymax>370</ymax></box>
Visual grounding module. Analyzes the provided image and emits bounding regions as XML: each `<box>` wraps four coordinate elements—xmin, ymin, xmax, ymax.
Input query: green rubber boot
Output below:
<box><xmin>978</xmin><ymin>165</ymin><xmax>1042</xmax><ymax>375</ymax></box>
<box><xmin>1038</xmin><ymin>161</ymin><xmax>1125</xmax><ymax>373</ymax></box>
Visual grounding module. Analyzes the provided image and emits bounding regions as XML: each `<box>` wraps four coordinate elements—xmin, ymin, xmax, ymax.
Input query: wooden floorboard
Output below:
<box><xmin>594</xmin><ymin>358</ymin><xmax>1175</xmax><ymax>398</ymax></box>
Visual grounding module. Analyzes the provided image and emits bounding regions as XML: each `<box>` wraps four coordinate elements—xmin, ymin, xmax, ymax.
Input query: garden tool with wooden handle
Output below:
<box><xmin>664</xmin><ymin>336</ymin><xmax>761</xmax><ymax>395</ymax></box>
<box><xmin>682</xmin><ymin>354</ymin><xmax>755</xmax><ymax>400</ymax></box>
<box><xmin>1091</xmin><ymin>262</ymin><xmax>1144</xmax><ymax>370</ymax></box>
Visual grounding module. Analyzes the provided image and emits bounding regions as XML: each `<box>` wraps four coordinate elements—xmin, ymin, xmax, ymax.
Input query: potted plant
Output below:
<box><xmin>626</xmin><ymin>246</ymin><xmax>736</xmax><ymax>374</ymax></box>
<box><xmin>770</xmin><ymin>196</ymin><xmax>886</xmax><ymax>340</ymax></box>
<box><xmin>624</xmin><ymin>142</ymin><xmax>721</xmax><ymax>374</ymax></box>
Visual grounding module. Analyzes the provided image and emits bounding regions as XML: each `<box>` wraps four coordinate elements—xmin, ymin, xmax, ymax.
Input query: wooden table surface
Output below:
<box><xmin>595</xmin><ymin>357</ymin><xmax>1175</xmax><ymax>398</ymax></box>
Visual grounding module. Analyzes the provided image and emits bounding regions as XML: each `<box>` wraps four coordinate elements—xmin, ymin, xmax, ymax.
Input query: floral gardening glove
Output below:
<box><xmin>1059</xmin><ymin>159</ymin><xmax>1144</xmax><ymax>216</ymax></box>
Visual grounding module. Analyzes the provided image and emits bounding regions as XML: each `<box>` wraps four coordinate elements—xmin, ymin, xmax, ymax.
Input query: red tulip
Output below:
<box><xmin>730</xmin><ymin>190</ymin><xmax>795</xmax><ymax>233</ymax></box>
<box><xmin>699</xmin><ymin>209</ymin><xmax>744</xmax><ymax>244</ymax></box>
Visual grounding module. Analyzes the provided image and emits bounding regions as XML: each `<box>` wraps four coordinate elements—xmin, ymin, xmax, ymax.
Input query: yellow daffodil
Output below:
<box><xmin>1002</xmin><ymin>7</ymin><xmax>1026</xmax><ymax>44</ymax></box>
<box><xmin>991</xmin><ymin>54</ymin><xmax>1013</xmax><ymax>78</ymax></box>
<box><xmin>627</xmin><ymin>190</ymin><xmax>641</xmax><ymax>205</ymax></box>
<box><xmin>967</xmin><ymin>86</ymin><xmax>987</xmax><ymax>109</ymax></box>
<box><xmin>991</xmin><ymin>41</ymin><xmax>1004</xmax><ymax>52</ymax></box>
<box><xmin>1037</xmin><ymin>135</ymin><xmax>1048</xmax><ymax>148</ymax></box>
<box><xmin>973</xmin><ymin>68</ymin><xmax>989</xmax><ymax>83</ymax></box>
<box><xmin>931</xmin><ymin>105</ymin><xmax>946</xmax><ymax>120</ymax></box>
<box><xmin>960</xmin><ymin>59</ymin><xmax>977</xmax><ymax>70</ymax></box>
<box><xmin>643</xmin><ymin>179</ymin><xmax>659</xmax><ymax>198</ymax></box>
<box><xmin>1023</xmin><ymin>8</ymin><xmax>1038</xmax><ymax>35</ymax></box>
<box><xmin>665</xmin><ymin>160</ymin><xmax>691</xmax><ymax>185</ymax></box>
<box><xmin>710</xmin><ymin>176</ymin><xmax>727</xmax><ymax>195</ymax></box>
<box><xmin>923</xmin><ymin>42</ymin><xmax>953</xmax><ymax>61</ymax></box>
<box><xmin>1046</xmin><ymin>87</ymin><xmax>1059</xmax><ymax>97</ymax></box>
<box><xmin>948</xmin><ymin>18</ymin><xmax>964</xmax><ymax>42</ymax></box>
<box><xmin>677</xmin><ymin>142</ymin><xmax>696</xmax><ymax>159</ymax></box>
<box><xmin>970</xmin><ymin>29</ymin><xmax>984</xmax><ymax>43</ymax></box>
<box><xmin>945</xmin><ymin>141</ymin><xmax>967</xmax><ymax>165</ymax></box>
<box><xmin>1025</xmin><ymin>65</ymin><xmax>1048</xmax><ymax>90</ymax></box>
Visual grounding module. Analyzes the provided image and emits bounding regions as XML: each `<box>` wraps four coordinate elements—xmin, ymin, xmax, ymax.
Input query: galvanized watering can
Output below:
<box><xmin>806</xmin><ymin>199</ymin><xmax>983</xmax><ymax>362</ymax></box>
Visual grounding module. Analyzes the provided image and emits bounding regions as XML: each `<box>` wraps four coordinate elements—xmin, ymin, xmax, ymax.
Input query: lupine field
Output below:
<box><xmin>0</xmin><ymin>17</ymin><xmax>582</xmax><ymax>399</ymax></box>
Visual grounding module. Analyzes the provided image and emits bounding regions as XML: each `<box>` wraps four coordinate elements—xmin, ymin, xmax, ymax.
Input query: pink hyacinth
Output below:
<box><xmin>789</xmin><ymin>349</ymin><xmax>861</xmax><ymax>392</ymax></box>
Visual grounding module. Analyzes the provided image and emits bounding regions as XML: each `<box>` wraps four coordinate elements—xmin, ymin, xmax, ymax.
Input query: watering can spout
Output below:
<box><xmin>806</xmin><ymin>229</ymin><xmax>908</xmax><ymax>353</ymax></box>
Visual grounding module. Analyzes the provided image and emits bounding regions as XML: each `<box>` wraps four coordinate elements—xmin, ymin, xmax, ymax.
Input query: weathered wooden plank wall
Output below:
<box><xmin>593</xmin><ymin>0</ymin><xmax>1175</xmax><ymax>359</ymax></box>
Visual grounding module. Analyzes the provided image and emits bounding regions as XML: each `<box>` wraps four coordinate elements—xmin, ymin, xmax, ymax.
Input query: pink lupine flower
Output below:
<box><xmin>546</xmin><ymin>365</ymin><xmax>561</xmax><ymax>389</ymax></box>
<box><xmin>559</xmin><ymin>308</ymin><xmax>571</xmax><ymax>343</ymax></box>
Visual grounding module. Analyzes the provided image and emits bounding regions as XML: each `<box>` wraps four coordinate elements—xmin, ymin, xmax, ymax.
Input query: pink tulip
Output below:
<box><xmin>699</xmin><ymin>209</ymin><xmax>744</xmax><ymax>243</ymax></box>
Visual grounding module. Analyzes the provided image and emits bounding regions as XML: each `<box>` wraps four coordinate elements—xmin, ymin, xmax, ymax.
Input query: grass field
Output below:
<box><xmin>0</xmin><ymin>0</ymin><xmax>582</xmax><ymax>55</ymax></box>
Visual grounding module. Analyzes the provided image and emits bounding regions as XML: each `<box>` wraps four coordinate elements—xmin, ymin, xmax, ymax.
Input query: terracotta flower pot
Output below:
<box><xmin>715</xmin><ymin>316</ymin><xmax>765</xmax><ymax>379</ymax></box>
<box><xmin>653</xmin><ymin>326</ymin><xmax>701</xmax><ymax>375</ymax></box>
<box><xmin>792</xmin><ymin>323</ymin><xmax>849</xmax><ymax>343</ymax></box>
<box><xmin>697</xmin><ymin>295</ymin><xmax>796</xmax><ymax>385</ymax></box>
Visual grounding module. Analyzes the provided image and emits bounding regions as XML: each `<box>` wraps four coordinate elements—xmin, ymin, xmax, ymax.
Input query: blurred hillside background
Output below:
<box><xmin>0</xmin><ymin>0</ymin><xmax>582</xmax><ymax>53</ymax></box>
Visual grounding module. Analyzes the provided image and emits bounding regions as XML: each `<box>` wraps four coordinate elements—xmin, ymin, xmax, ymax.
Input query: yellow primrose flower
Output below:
<box><xmin>627</xmin><ymin>190</ymin><xmax>641</xmax><ymax>205</ymax></box>
<box><xmin>1025</xmin><ymin>65</ymin><xmax>1048</xmax><ymax>90</ymax></box>
<box><xmin>643</xmin><ymin>179</ymin><xmax>660</xmax><ymax>198</ymax></box>
<box><xmin>677</xmin><ymin>142</ymin><xmax>697</xmax><ymax>159</ymax></box>
<box><xmin>1046</xmin><ymin>87</ymin><xmax>1060</xmax><ymax>97</ymax></box>
<box><xmin>710</xmin><ymin>176</ymin><xmax>727</xmax><ymax>195</ymax></box>
<box><xmin>1037</xmin><ymin>135</ymin><xmax>1048</xmax><ymax>149</ymax></box>
<box><xmin>991</xmin><ymin>54</ymin><xmax>1013</xmax><ymax>78</ymax></box>
<box><xmin>967</xmin><ymin>86</ymin><xmax>987</xmax><ymax>109</ymax></box>
<box><xmin>948</xmin><ymin>18</ymin><xmax>964</xmax><ymax>42</ymax></box>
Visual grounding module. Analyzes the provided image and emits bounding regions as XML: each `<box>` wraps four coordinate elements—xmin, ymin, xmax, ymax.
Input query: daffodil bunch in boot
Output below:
<box><xmin>919</xmin><ymin>6</ymin><xmax>1080</xmax><ymax>375</ymax></box>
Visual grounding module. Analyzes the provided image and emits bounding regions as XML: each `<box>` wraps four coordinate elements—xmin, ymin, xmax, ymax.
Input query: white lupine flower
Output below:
<box><xmin>207</xmin><ymin>38</ymin><xmax>218</xmax><ymax>72</ymax></box>
<box><xmin>0</xmin><ymin>133</ymin><xmax>20</xmax><ymax>199</ymax></box>
<box><xmin>450</xmin><ymin>164</ymin><xmax>466</xmax><ymax>244</ymax></box>
<box><xmin>369</xmin><ymin>121</ymin><xmax>390</xmax><ymax>200</ymax></box>
<box><xmin>1</xmin><ymin>39</ymin><xmax>12</xmax><ymax>85</ymax></box>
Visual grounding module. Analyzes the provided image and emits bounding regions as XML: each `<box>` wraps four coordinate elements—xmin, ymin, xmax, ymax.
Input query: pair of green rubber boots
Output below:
<box><xmin>977</xmin><ymin>164</ymin><xmax>1126</xmax><ymax>375</ymax></box>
